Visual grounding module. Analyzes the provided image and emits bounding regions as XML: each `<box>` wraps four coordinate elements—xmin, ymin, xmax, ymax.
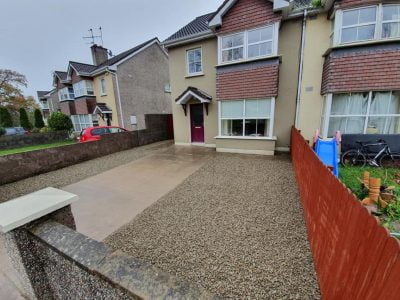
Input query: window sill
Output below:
<box><xmin>324</xmin><ymin>38</ymin><xmax>400</xmax><ymax>56</ymax></box>
<box><xmin>215</xmin><ymin>136</ymin><xmax>277</xmax><ymax>141</ymax></box>
<box><xmin>216</xmin><ymin>55</ymin><xmax>281</xmax><ymax>68</ymax></box>
<box><xmin>185</xmin><ymin>73</ymin><xmax>204</xmax><ymax>78</ymax></box>
<box><xmin>101</xmin><ymin>93</ymin><xmax>107</xmax><ymax>97</ymax></box>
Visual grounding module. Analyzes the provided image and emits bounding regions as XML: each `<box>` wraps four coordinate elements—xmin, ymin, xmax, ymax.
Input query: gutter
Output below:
<box><xmin>294</xmin><ymin>8</ymin><xmax>307</xmax><ymax>129</ymax></box>
<box><xmin>162</xmin><ymin>31</ymin><xmax>215</xmax><ymax>49</ymax></box>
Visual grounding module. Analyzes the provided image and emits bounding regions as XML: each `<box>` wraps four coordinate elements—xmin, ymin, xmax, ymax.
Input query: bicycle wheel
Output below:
<box><xmin>341</xmin><ymin>150</ymin><xmax>366</xmax><ymax>167</ymax></box>
<box><xmin>379</xmin><ymin>154</ymin><xmax>395</xmax><ymax>168</ymax></box>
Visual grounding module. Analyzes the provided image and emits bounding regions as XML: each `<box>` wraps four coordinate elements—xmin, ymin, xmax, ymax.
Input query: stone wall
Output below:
<box><xmin>0</xmin><ymin>131</ymin><xmax>69</xmax><ymax>150</ymax></box>
<box><xmin>0</xmin><ymin>114</ymin><xmax>173</xmax><ymax>185</ymax></box>
<box><xmin>1</xmin><ymin>201</ymin><xmax>215</xmax><ymax>299</ymax></box>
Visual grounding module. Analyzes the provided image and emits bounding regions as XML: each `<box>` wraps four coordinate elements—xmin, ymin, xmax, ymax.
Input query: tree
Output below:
<box><xmin>34</xmin><ymin>109</ymin><xmax>45</xmax><ymax>128</ymax></box>
<box><xmin>19</xmin><ymin>108</ymin><xmax>32</xmax><ymax>130</ymax></box>
<box><xmin>48</xmin><ymin>112</ymin><xmax>73</xmax><ymax>132</ymax></box>
<box><xmin>0</xmin><ymin>69</ymin><xmax>27</xmax><ymax>105</ymax></box>
<box><xmin>0</xmin><ymin>107</ymin><xmax>13</xmax><ymax>127</ymax></box>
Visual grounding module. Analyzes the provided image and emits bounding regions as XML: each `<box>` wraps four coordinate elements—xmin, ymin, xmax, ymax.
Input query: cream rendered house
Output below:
<box><xmin>163</xmin><ymin>0</ymin><xmax>400</xmax><ymax>154</ymax></box>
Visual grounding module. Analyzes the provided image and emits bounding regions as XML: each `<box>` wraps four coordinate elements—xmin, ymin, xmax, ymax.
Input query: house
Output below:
<box><xmin>36</xmin><ymin>89</ymin><xmax>60</xmax><ymax>123</ymax></box>
<box><xmin>163</xmin><ymin>0</ymin><xmax>400</xmax><ymax>155</ymax></box>
<box><xmin>44</xmin><ymin>38</ymin><xmax>171</xmax><ymax>132</ymax></box>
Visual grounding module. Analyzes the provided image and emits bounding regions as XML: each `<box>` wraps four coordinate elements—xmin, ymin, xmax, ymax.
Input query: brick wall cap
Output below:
<box><xmin>324</xmin><ymin>39</ymin><xmax>400</xmax><ymax>57</ymax></box>
<box><xmin>216</xmin><ymin>55</ymin><xmax>281</xmax><ymax>68</ymax></box>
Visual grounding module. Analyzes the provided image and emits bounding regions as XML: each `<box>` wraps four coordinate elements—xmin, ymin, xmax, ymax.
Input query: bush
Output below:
<box><xmin>0</xmin><ymin>107</ymin><xmax>13</xmax><ymax>127</ymax></box>
<box><xmin>19</xmin><ymin>108</ymin><xmax>32</xmax><ymax>130</ymax></box>
<box><xmin>34</xmin><ymin>109</ymin><xmax>45</xmax><ymax>129</ymax></box>
<box><xmin>48</xmin><ymin>112</ymin><xmax>73</xmax><ymax>132</ymax></box>
<box><xmin>0</xmin><ymin>127</ymin><xmax>5</xmax><ymax>136</ymax></box>
<box><xmin>30</xmin><ymin>128</ymin><xmax>41</xmax><ymax>133</ymax></box>
<box><xmin>39</xmin><ymin>126</ymin><xmax>52</xmax><ymax>133</ymax></box>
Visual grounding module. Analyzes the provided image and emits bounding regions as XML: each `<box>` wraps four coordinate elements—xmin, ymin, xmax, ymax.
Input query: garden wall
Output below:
<box><xmin>0</xmin><ymin>114</ymin><xmax>173</xmax><ymax>185</ymax></box>
<box><xmin>291</xmin><ymin>127</ymin><xmax>400</xmax><ymax>300</ymax></box>
<box><xmin>0</xmin><ymin>131</ymin><xmax>69</xmax><ymax>150</ymax></box>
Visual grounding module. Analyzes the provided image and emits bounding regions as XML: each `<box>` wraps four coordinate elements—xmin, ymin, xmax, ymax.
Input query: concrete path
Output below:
<box><xmin>0</xmin><ymin>144</ymin><xmax>213</xmax><ymax>299</ymax></box>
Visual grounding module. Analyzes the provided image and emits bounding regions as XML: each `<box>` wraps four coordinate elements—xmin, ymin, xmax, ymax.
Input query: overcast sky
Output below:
<box><xmin>0</xmin><ymin>0</ymin><xmax>221</xmax><ymax>99</ymax></box>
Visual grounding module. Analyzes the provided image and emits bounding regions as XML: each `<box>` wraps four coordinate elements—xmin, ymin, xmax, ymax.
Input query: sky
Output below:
<box><xmin>0</xmin><ymin>0</ymin><xmax>221</xmax><ymax>100</ymax></box>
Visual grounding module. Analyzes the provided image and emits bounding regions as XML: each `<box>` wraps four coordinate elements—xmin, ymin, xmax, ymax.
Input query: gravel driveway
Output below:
<box><xmin>105</xmin><ymin>153</ymin><xmax>320</xmax><ymax>299</ymax></box>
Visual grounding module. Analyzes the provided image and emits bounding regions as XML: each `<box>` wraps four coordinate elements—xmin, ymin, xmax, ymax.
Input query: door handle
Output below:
<box><xmin>195</xmin><ymin>126</ymin><xmax>202</xmax><ymax>129</ymax></box>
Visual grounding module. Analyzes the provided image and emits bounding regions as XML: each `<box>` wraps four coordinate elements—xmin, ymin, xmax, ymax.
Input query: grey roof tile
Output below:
<box><xmin>37</xmin><ymin>91</ymin><xmax>50</xmax><ymax>98</ymax></box>
<box><xmin>69</xmin><ymin>61</ymin><xmax>98</xmax><ymax>74</ymax></box>
<box><xmin>164</xmin><ymin>13</ymin><xmax>215</xmax><ymax>43</ymax></box>
<box><xmin>54</xmin><ymin>71</ymin><xmax>68</xmax><ymax>81</ymax></box>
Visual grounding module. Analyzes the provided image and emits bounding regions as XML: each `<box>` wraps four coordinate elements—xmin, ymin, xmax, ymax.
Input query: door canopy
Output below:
<box><xmin>175</xmin><ymin>87</ymin><xmax>212</xmax><ymax>105</ymax></box>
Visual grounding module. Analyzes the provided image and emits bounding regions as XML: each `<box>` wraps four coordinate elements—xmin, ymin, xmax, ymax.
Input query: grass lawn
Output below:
<box><xmin>0</xmin><ymin>140</ymin><xmax>76</xmax><ymax>156</ymax></box>
<box><xmin>340</xmin><ymin>166</ymin><xmax>400</xmax><ymax>200</ymax></box>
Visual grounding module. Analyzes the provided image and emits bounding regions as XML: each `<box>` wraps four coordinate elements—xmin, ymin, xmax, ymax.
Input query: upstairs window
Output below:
<box><xmin>219</xmin><ymin>23</ymin><xmax>278</xmax><ymax>64</ymax></box>
<box><xmin>248</xmin><ymin>26</ymin><xmax>274</xmax><ymax>58</ymax></box>
<box><xmin>341</xmin><ymin>6</ymin><xmax>377</xmax><ymax>43</ymax></box>
<box><xmin>334</xmin><ymin>4</ymin><xmax>400</xmax><ymax>45</ymax></box>
<box><xmin>73</xmin><ymin>80</ymin><xmax>94</xmax><ymax>98</ymax></box>
<box><xmin>382</xmin><ymin>5</ymin><xmax>400</xmax><ymax>39</ymax></box>
<box><xmin>100</xmin><ymin>78</ymin><xmax>106</xmax><ymax>95</ymax></box>
<box><xmin>221</xmin><ymin>33</ymin><xmax>244</xmax><ymax>63</ymax></box>
<box><xmin>58</xmin><ymin>87</ymin><xmax>75</xmax><ymax>101</ymax></box>
<box><xmin>186</xmin><ymin>48</ymin><xmax>203</xmax><ymax>75</ymax></box>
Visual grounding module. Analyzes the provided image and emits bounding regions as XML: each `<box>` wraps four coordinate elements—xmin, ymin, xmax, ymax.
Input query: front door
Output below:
<box><xmin>190</xmin><ymin>104</ymin><xmax>204</xmax><ymax>143</ymax></box>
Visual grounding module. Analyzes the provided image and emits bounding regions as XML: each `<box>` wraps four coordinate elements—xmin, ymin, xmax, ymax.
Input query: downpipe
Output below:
<box><xmin>294</xmin><ymin>8</ymin><xmax>308</xmax><ymax>129</ymax></box>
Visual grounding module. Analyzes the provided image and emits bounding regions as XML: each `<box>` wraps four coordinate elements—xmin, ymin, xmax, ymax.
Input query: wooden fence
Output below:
<box><xmin>291</xmin><ymin>127</ymin><xmax>400</xmax><ymax>300</ymax></box>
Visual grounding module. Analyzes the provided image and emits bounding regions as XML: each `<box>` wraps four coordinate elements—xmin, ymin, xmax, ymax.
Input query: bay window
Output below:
<box><xmin>219</xmin><ymin>23</ymin><xmax>278</xmax><ymax>64</ymax></box>
<box><xmin>334</xmin><ymin>4</ymin><xmax>400</xmax><ymax>45</ymax></box>
<box><xmin>219</xmin><ymin>99</ymin><xmax>274</xmax><ymax>138</ymax></box>
<box><xmin>73</xmin><ymin>80</ymin><xmax>94</xmax><ymax>98</ymax></box>
<box><xmin>58</xmin><ymin>87</ymin><xmax>75</xmax><ymax>101</ymax></box>
<box><xmin>322</xmin><ymin>91</ymin><xmax>400</xmax><ymax>137</ymax></box>
<box><xmin>71</xmin><ymin>114</ymin><xmax>94</xmax><ymax>132</ymax></box>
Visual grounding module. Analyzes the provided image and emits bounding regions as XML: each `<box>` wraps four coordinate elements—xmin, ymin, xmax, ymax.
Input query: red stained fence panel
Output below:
<box><xmin>290</xmin><ymin>127</ymin><xmax>400</xmax><ymax>300</ymax></box>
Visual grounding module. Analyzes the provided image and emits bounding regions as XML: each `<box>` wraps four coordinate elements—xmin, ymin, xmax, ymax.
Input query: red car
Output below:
<box><xmin>79</xmin><ymin>126</ymin><xmax>128</xmax><ymax>143</ymax></box>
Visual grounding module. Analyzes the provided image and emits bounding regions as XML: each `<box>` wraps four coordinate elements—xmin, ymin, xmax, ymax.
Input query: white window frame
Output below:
<box><xmin>71</xmin><ymin>114</ymin><xmax>93</xmax><ymax>132</ymax></box>
<box><xmin>218</xmin><ymin>98</ymin><xmax>275</xmax><ymax>138</ymax></box>
<box><xmin>58</xmin><ymin>87</ymin><xmax>75</xmax><ymax>101</ymax></box>
<box><xmin>334</xmin><ymin>4</ymin><xmax>400</xmax><ymax>46</ymax></box>
<box><xmin>322</xmin><ymin>91</ymin><xmax>400</xmax><ymax>137</ymax></box>
<box><xmin>218</xmin><ymin>22</ymin><xmax>279</xmax><ymax>65</ymax></box>
<box><xmin>73</xmin><ymin>80</ymin><xmax>94</xmax><ymax>98</ymax></box>
<box><xmin>381</xmin><ymin>4</ymin><xmax>400</xmax><ymax>40</ymax></box>
<box><xmin>186</xmin><ymin>47</ymin><xmax>203</xmax><ymax>76</ymax></box>
<box><xmin>100</xmin><ymin>78</ymin><xmax>107</xmax><ymax>95</ymax></box>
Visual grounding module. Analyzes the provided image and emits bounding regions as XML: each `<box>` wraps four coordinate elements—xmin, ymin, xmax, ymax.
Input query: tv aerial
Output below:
<box><xmin>83</xmin><ymin>27</ymin><xmax>104</xmax><ymax>46</ymax></box>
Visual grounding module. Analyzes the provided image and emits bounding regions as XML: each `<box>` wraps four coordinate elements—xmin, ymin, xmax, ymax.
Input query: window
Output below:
<box><xmin>334</xmin><ymin>4</ymin><xmax>400</xmax><ymax>45</ymax></box>
<box><xmin>58</xmin><ymin>87</ymin><xmax>75</xmax><ymax>101</ymax></box>
<box><xmin>71</xmin><ymin>114</ymin><xmax>93</xmax><ymax>132</ymax></box>
<box><xmin>341</xmin><ymin>6</ymin><xmax>377</xmax><ymax>43</ymax></box>
<box><xmin>219</xmin><ymin>23</ymin><xmax>278</xmax><ymax>64</ymax></box>
<box><xmin>323</xmin><ymin>92</ymin><xmax>400</xmax><ymax>137</ymax></box>
<box><xmin>221</xmin><ymin>33</ymin><xmax>244</xmax><ymax>63</ymax></box>
<box><xmin>382</xmin><ymin>5</ymin><xmax>400</xmax><ymax>39</ymax></box>
<box><xmin>73</xmin><ymin>80</ymin><xmax>94</xmax><ymax>98</ymax></box>
<box><xmin>219</xmin><ymin>99</ymin><xmax>274</xmax><ymax>137</ymax></box>
<box><xmin>248</xmin><ymin>26</ymin><xmax>274</xmax><ymax>58</ymax></box>
<box><xmin>100</xmin><ymin>78</ymin><xmax>106</xmax><ymax>95</ymax></box>
<box><xmin>186</xmin><ymin>48</ymin><xmax>203</xmax><ymax>75</ymax></box>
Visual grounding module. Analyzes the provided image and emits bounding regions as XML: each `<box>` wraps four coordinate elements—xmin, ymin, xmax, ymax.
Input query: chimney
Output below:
<box><xmin>91</xmin><ymin>44</ymin><xmax>108</xmax><ymax>66</ymax></box>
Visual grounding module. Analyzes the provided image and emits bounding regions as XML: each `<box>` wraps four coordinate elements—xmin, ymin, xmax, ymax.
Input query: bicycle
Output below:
<box><xmin>341</xmin><ymin>139</ymin><xmax>399</xmax><ymax>168</ymax></box>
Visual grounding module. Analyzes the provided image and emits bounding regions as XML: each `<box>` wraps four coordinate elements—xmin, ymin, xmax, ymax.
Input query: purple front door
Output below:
<box><xmin>190</xmin><ymin>104</ymin><xmax>205</xmax><ymax>143</ymax></box>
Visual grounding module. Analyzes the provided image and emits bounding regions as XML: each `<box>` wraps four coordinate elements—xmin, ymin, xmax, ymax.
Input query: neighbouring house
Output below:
<box><xmin>163</xmin><ymin>0</ymin><xmax>400</xmax><ymax>155</ymax></box>
<box><xmin>42</xmin><ymin>37</ymin><xmax>171</xmax><ymax>132</ymax></box>
<box><xmin>36</xmin><ymin>89</ymin><xmax>60</xmax><ymax>123</ymax></box>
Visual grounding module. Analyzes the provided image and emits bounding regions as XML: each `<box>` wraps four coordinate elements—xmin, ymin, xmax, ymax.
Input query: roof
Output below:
<box><xmin>175</xmin><ymin>86</ymin><xmax>212</xmax><ymax>104</ymax></box>
<box><xmin>37</xmin><ymin>91</ymin><xmax>50</xmax><ymax>99</ymax></box>
<box><xmin>164</xmin><ymin>13</ymin><xmax>215</xmax><ymax>44</ymax></box>
<box><xmin>94</xmin><ymin>103</ymin><xmax>112</xmax><ymax>114</ymax></box>
<box><xmin>164</xmin><ymin>0</ymin><xmax>316</xmax><ymax>45</ymax></box>
<box><xmin>54</xmin><ymin>71</ymin><xmax>68</xmax><ymax>81</ymax></box>
<box><xmin>96</xmin><ymin>37</ymin><xmax>159</xmax><ymax>69</ymax></box>
<box><xmin>69</xmin><ymin>61</ymin><xmax>98</xmax><ymax>75</ymax></box>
